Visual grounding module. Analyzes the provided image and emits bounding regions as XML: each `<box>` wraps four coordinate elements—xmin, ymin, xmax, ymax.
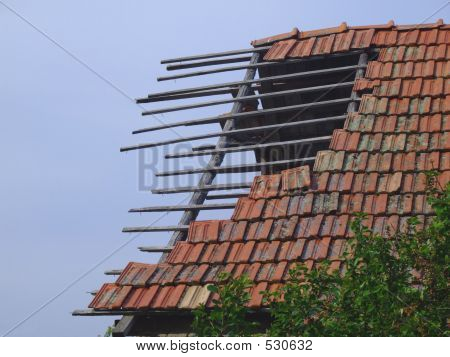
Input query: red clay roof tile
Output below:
<box><xmin>249</xmin><ymin>174</ymin><xmax>281</xmax><ymax>199</ymax></box>
<box><xmin>281</xmin><ymin>165</ymin><xmax>311</xmax><ymax>192</ymax></box>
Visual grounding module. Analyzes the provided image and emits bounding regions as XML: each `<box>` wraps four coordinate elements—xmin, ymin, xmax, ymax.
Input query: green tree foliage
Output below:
<box><xmin>193</xmin><ymin>174</ymin><xmax>449</xmax><ymax>336</ymax></box>
<box><xmin>192</xmin><ymin>272</ymin><xmax>258</xmax><ymax>336</ymax></box>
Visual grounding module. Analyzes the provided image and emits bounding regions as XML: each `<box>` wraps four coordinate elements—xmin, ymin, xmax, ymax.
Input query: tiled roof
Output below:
<box><xmin>89</xmin><ymin>21</ymin><xmax>450</xmax><ymax>312</ymax></box>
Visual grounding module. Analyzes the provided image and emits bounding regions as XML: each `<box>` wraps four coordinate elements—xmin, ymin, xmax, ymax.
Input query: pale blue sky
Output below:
<box><xmin>0</xmin><ymin>0</ymin><xmax>448</xmax><ymax>336</ymax></box>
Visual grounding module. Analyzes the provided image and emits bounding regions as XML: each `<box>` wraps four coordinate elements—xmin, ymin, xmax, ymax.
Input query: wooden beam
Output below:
<box><xmin>160</xmin><ymin>46</ymin><xmax>271</xmax><ymax>64</ymax></box>
<box><xmin>129</xmin><ymin>202</ymin><xmax>236</xmax><ymax>212</ymax></box>
<box><xmin>156</xmin><ymin>157</ymin><xmax>315</xmax><ymax>176</ymax></box>
<box><xmin>166</xmin><ymin>56</ymin><xmax>252</xmax><ymax>70</ymax></box>
<box><xmin>137</xmin><ymin>246</ymin><xmax>174</xmax><ymax>252</ymax></box>
<box><xmin>166</xmin><ymin>135</ymin><xmax>332</xmax><ymax>158</ymax></box>
<box><xmin>144</xmin><ymin>63</ymin><xmax>363</xmax><ymax>102</ymax></box>
<box><xmin>135</xmin><ymin>97</ymin><xmax>356</xmax><ymax>134</ymax></box>
<box><xmin>104</xmin><ymin>269</ymin><xmax>122</xmax><ymax>275</ymax></box>
<box><xmin>122</xmin><ymin>225</ymin><xmax>189</xmax><ymax>233</ymax></box>
<box><xmin>151</xmin><ymin>182</ymin><xmax>252</xmax><ymax>194</ymax></box>
<box><xmin>124</xmin><ymin>121</ymin><xmax>333</xmax><ymax>152</ymax></box>
<box><xmin>141</xmin><ymin>81</ymin><xmax>354</xmax><ymax>116</ymax></box>
<box><xmin>205</xmin><ymin>193</ymin><xmax>249</xmax><ymax>200</ymax></box>
<box><xmin>157</xmin><ymin>115</ymin><xmax>344</xmax><ymax>155</ymax></box>
<box><xmin>348</xmin><ymin>52</ymin><xmax>369</xmax><ymax>112</ymax></box>
<box><xmin>192</xmin><ymin>144</ymin><xmax>216</xmax><ymax>151</ymax></box>
<box><xmin>164</xmin><ymin>53</ymin><xmax>261</xmax><ymax>247</ymax></box>
<box><xmin>136</xmin><ymin>87</ymin><xmax>236</xmax><ymax>104</ymax></box>
<box><xmin>158</xmin><ymin>52</ymin><xmax>364</xmax><ymax>81</ymax></box>
<box><xmin>72</xmin><ymin>309</ymin><xmax>135</xmax><ymax>316</ymax></box>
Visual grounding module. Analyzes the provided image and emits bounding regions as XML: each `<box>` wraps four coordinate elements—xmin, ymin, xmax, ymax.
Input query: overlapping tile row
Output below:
<box><xmin>261</xmin><ymin>20</ymin><xmax>448</xmax><ymax>61</ymax></box>
<box><xmin>89</xmin><ymin>22</ymin><xmax>450</xmax><ymax>312</ymax></box>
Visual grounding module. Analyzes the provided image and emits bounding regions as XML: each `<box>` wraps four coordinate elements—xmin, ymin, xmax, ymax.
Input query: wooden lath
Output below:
<box><xmin>120</xmin><ymin>48</ymin><xmax>371</xmax><ymax>245</ymax></box>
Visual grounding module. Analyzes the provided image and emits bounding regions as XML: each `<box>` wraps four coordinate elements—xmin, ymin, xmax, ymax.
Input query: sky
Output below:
<box><xmin>0</xmin><ymin>0</ymin><xmax>448</xmax><ymax>337</ymax></box>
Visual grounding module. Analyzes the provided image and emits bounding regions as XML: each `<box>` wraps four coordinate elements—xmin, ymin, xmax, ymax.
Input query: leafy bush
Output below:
<box><xmin>192</xmin><ymin>272</ymin><xmax>258</xmax><ymax>336</ymax></box>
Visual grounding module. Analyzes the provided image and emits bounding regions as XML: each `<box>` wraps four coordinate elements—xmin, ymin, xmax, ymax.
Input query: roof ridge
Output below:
<box><xmin>252</xmin><ymin>19</ymin><xmax>446</xmax><ymax>47</ymax></box>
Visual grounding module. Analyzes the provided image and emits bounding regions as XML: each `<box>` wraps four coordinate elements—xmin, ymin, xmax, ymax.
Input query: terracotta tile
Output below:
<box><xmin>263</xmin><ymin>39</ymin><xmax>297</xmax><ymax>61</ymax></box>
<box><xmin>187</xmin><ymin>243</ymin><xmax>205</xmax><ymax>264</ymax></box>
<box><xmin>150</xmin><ymin>286</ymin><xmax>171</xmax><ymax>309</ymax></box>
<box><xmin>315</xmin><ymin>172</ymin><xmax>330</xmax><ymax>192</ymax></box>
<box><xmin>172</xmin><ymin>265</ymin><xmax>194</xmax><ymax>284</ymax></box>
<box><xmin>248</xmin><ymin>282</ymin><xmax>268</xmax><ymax>308</ymax></box>
<box><xmin>116</xmin><ymin>262</ymin><xmax>157</xmax><ymax>287</ymax></box>
<box><xmin>178</xmin><ymin>285</ymin><xmax>211</xmax><ymax>309</ymax></box>
<box><xmin>232</xmin><ymin>197</ymin><xmax>263</xmax><ymax>221</ymax></box>
<box><xmin>269</xmin><ymin>216</ymin><xmax>298</xmax><ymax>240</ymax></box>
<box><xmin>133</xmin><ymin>285</ymin><xmax>159</xmax><ymax>309</ymax></box>
<box><xmin>263</xmin><ymin>196</ymin><xmax>290</xmax><ymax>219</ymax></box>
<box><xmin>246</xmin><ymin>219</ymin><xmax>273</xmax><ymax>241</ymax></box>
<box><xmin>256</xmin><ymin>263</ymin><xmax>273</xmax><ymax>282</ymax></box>
<box><xmin>271</xmin><ymin>261</ymin><xmax>288</xmax><ymax>281</ymax></box>
<box><xmin>166</xmin><ymin>243</ymin><xmax>191</xmax><ymax>264</ymax></box>
<box><xmin>252</xmin><ymin>27</ymin><xmax>299</xmax><ymax>47</ymax></box>
<box><xmin>252</xmin><ymin>241</ymin><xmax>280</xmax><ymax>262</ymax></box>
<box><xmin>306</xmin><ymin>214</ymin><xmax>324</xmax><ymax>238</ymax></box>
<box><xmin>281</xmin><ymin>165</ymin><xmax>311</xmax><ymax>192</ymax></box>
<box><xmin>314</xmin><ymin>237</ymin><xmax>331</xmax><ymax>260</ymax></box>
<box><xmin>150</xmin><ymin>265</ymin><xmax>171</xmax><ymax>285</ymax></box>
<box><xmin>236</xmin><ymin>241</ymin><xmax>256</xmax><ymax>263</ymax></box>
<box><xmin>159</xmin><ymin>265</ymin><xmax>184</xmax><ymax>284</ymax></box>
<box><xmin>245</xmin><ymin>263</ymin><xmax>262</xmax><ymax>281</ymax></box>
<box><xmin>332</xmin><ymin>215</ymin><xmax>349</xmax><ymax>237</ymax></box>
<box><xmin>387</xmin><ymin>172</ymin><xmax>402</xmax><ymax>192</ymax></box>
<box><xmin>188</xmin><ymin>220</ymin><xmax>220</xmax><ymax>243</ymax></box>
<box><xmin>365</xmin><ymin>172</ymin><xmax>378</xmax><ymax>193</ymax></box>
<box><xmin>166</xmin><ymin>285</ymin><xmax>186</xmax><ymax>309</ymax></box>
<box><xmin>122</xmin><ymin>287</ymin><xmax>144</xmax><ymax>309</ymax></box>
<box><xmin>89</xmin><ymin>284</ymin><xmax>117</xmax><ymax>309</ymax></box>
<box><xmin>249</xmin><ymin>174</ymin><xmax>281</xmax><ymax>199</ymax></box>
<box><xmin>329</xmin><ymin>239</ymin><xmax>346</xmax><ymax>259</ymax></box>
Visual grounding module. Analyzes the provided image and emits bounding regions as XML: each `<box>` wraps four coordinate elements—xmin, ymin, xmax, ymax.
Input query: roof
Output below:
<box><xmin>88</xmin><ymin>20</ymin><xmax>449</xmax><ymax>313</ymax></box>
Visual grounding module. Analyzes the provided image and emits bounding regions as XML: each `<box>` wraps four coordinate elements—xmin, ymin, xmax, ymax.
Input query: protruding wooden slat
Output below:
<box><xmin>135</xmin><ymin>113</ymin><xmax>344</xmax><ymax>138</ymax></box>
<box><xmin>160</xmin><ymin>46</ymin><xmax>271</xmax><ymax>64</ymax></box>
<box><xmin>122</xmin><ymin>225</ymin><xmax>189</xmax><ymax>233</ymax></box>
<box><xmin>104</xmin><ymin>269</ymin><xmax>123</xmax><ymax>276</ymax></box>
<box><xmin>192</xmin><ymin>144</ymin><xmax>217</xmax><ymax>151</ymax></box>
<box><xmin>158</xmin><ymin>52</ymin><xmax>365</xmax><ymax>81</ymax></box>
<box><xmin>129</xmin><ymin>202</ymin><xmax>236</xmax><ymax>212</ymax></box>
<box><xmin>144</xmin><ymin>63</ymin><xmax>363</xmax><ymax>102</ymax></box>
<box><xmin>156</xmin><ymin>157</ymin><xmax>315</xmax><ymax>176</ymax></box>
<box><xmin>151</xmin><ymin>182</ymin><xmax>252</xmax><ymax>194</ymax></box>
<box><xmin>135</xmin><ymin>98</ymin><xmax>356</xmax><ymax>135</ymax></box>
<box><xmin>166</xmin><ymin>135</ymin><xmax>331</xmax><ymax>158</ymax></box>
<box><xmin>137</xmin><ymin>246</ymin><xmax>174</xmax><ymax>253</ymax></box>
<box><xmin>136</xmin><ymin>87</ymin><xmax>236</xmax><ymax>104</ymax></box>
<box><xmin>165</xmin><ymin>53</ymin><xmax>261</xmax><ymax>247</ymax></box>
<box><xmin>205</xmin><ymin>193</ymin><xmax>249</xmax><ymax>200</ymax></box>
<box><xmin>141</xmin><ymin>81</ymin><xmax>354</xmax><ymax>116</ymax></box>
<box><xmin>124</xmin><ymin>125</ymin><xmax>331</xmax><ymax>152</ymax></box>
<box><xmin>166</xmin><ymin>56</ymin><xmax>252</xmax><ymax>71</ymax></box>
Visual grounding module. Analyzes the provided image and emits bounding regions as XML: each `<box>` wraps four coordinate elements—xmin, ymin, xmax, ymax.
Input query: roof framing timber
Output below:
<box><xmin>141</xmin><ymin>81</ymin><xmax>354</xmax><ymax>116</ymax></box>
<box><xmin>151</xmin><ymin>182</ymin><xmax>252</xmax><ymax>194</ymax></box>
<box><xmin>122</xmin><ymin>225</ymin><xmax>189</xmax><ymax>233</ymax></box>
<box><xmin>156</xmin><ymin>156</ymin><xmax>315</xmax><ymax>176</ymax></box>
<box><xmin>129</xmin><ymin>202</ymin><xmax>236</xmax><ymax>213</ymax></box>
<box><xmin>158</xmin><ymin>52</ymin><xmax>365</xmax><ymax>81</ymax></box>
<box><xmin>160</xmin><ymin>46</ymin><xmax>271</xmax><ymax>64</ymax></box>
<box><xmin>140</xmin><ymin>59</ymin><xmax>364</xmax><ymax>102</ymax></box>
